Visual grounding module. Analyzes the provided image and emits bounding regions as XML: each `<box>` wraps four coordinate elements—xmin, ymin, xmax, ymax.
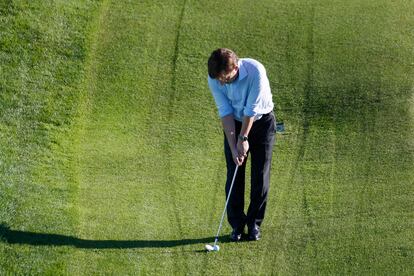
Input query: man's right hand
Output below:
<box><xmin>232</xmin><ymin>147</ymin><xmax>244</xmax><ymax>166</ymax></box>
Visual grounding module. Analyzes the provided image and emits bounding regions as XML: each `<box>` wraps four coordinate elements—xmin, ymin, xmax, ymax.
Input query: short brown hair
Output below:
<box><xmin>207</xmin><ymin>48</ymin><xmax>238</xmax><ymax>79</ymax></box>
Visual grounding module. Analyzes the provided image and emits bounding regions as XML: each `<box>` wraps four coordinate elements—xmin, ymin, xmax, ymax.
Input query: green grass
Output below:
<box><xmin>0</xmin><ymin>0</ymin><xmax>102</xmax><ymax>273</ymax></box>
<box><xmin>1</xmin><ymin>0</ymin><xmax>413</xmax><ymax>274</ymax></box>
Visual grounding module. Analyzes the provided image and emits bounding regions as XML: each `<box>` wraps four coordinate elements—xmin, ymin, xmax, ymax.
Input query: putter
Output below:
<box><xmin>205</xmin><ymin>165</ymin><xmax>239</xmax><ymax>252</ymax></box>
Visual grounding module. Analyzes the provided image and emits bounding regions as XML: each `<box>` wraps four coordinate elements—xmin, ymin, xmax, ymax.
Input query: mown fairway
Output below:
<box><xmin>1</xmin><ymin>0</ymin><xmax>413</xmax><ymax>274</ymax></box>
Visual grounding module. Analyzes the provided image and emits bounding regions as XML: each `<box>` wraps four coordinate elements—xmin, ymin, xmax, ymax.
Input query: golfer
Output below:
<box><xmin>207</xmin><ymin>48</ymin><xmax>276</xmax><ymax>241</ymax></box>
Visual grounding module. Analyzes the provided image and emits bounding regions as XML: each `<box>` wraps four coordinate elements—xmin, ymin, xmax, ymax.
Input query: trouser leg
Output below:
<box><xmin>224</xmin><ymin>131</ymin><xmax>247</xmax><ymax>231</ymax></box>
<box><xmin>246</xmin><ymin>136</ymin><xmax>274</xmax><ymax>228</ymax></box>
<box><xmin>246</xmin><ymin>112</ymin><xmax>276</xmax><ymax>229</ymax></box>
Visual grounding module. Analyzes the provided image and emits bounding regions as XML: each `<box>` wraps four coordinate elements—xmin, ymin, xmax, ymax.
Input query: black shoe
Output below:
<box><xmin>230</xmin><ymin>228</ymin><xmax>243</xmax><ymax>242</ymax></box>
<box><xmin>248</xmin><ymin>227</ymin><xmax>261</xmax><ymax>241</ymax></box>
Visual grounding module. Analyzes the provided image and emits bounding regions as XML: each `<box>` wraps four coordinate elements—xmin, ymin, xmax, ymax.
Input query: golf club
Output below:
<box><xmin>205</xmin><ymin>165</ymin><xmax>239</xmax><ymax>252</ymax></box>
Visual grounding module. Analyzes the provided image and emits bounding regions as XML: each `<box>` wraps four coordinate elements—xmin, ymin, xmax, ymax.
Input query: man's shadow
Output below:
<box><xmin>0</xmin><ymin>224</ymin><xmax>230</xmax><ymax>249</ymax></box>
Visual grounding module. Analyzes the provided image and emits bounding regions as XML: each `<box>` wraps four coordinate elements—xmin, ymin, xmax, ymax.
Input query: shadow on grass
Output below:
<box><xmin>0</xmin><ymin>224</ymin><xmax>230</xmax><ymax>249</ymax></box>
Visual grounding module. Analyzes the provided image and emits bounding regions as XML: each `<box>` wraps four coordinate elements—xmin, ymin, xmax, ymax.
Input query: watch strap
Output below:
<box><xmin>238</xmin><ymin>134</ymin><xmax>248</xmax><ymax>141</ymax></box>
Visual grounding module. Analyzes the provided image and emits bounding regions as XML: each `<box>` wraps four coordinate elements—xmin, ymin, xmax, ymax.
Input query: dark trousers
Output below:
<box><xmin>224</xmin><ymin>112</ymin><xmax>276</xmax><ymax>231</ymax></box>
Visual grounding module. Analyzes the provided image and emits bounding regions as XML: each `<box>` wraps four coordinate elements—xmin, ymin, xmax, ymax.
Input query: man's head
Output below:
<box><xmin>208</xmin><ymin>48</ymin><xmax>239</xmax><ymax>84</ymax></box>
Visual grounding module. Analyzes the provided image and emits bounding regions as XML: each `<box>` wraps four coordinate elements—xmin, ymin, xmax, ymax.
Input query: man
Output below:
<box><xmin>207</xmin><ymin>48</ymin><xmax>276</xmax><ymax>241</ymax></box>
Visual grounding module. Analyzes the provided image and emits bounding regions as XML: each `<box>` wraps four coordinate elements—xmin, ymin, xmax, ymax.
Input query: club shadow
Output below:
<box><xmin>0</xmin><ymin>224</ymin><xmax>230</xmax><ymax>249</ymax></box>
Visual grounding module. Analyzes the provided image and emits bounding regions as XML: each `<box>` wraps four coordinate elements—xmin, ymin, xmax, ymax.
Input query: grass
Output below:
<box><xmin>0</xmin><ymin>0</ymin><xmax>102</xmax><ymax>273</ymax></box>
<box><xmin>1</xmin><ymin>0</ymin><xmax>413</xmax><ymax>274</ymax></box>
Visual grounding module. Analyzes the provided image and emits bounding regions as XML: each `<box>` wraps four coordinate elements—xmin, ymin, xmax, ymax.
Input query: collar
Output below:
<box><xmin>237</xmin><ymin>59</ymin><xmax>248</xmax><ymax>81</ymax></box>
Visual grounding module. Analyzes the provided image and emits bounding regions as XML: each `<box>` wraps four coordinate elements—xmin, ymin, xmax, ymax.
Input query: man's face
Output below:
<box><xmin>217</xmin><ymin>65</ymin><xmax>239</xmax><ymax>85</ymax></box>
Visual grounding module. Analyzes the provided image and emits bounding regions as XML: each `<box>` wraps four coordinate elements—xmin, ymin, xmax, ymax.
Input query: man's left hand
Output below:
<box><xmin>237</xmin><ymin>140</ymin><xmax>249</xmax><ymax>158</ymax></box>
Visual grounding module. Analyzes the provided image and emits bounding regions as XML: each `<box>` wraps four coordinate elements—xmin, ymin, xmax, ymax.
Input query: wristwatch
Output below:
<box><xmin>238</xmin><ymin>134</ymin><xmax>248</xmax><ymax>142</ymax></box>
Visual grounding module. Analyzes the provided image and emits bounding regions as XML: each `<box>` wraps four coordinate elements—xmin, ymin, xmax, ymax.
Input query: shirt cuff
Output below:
<box><xmin>243</xmin><ymin>107</ymin><xmax>257</xmax><ymax>117</ymax></box>
<box><xmin>219</xmin><ymin>111</ymin><xmax>234</xmax><ymax>118</ymax></box>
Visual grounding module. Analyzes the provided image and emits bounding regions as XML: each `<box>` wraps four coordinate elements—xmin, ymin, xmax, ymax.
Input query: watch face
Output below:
<box><xmin>239</xmin><ymin>135</ymin><xmax>248</xmax><ymax>141</ymax></box>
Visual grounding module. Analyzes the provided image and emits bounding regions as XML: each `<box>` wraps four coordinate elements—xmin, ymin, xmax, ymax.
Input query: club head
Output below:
<box><xmin>205</xmin><ymin>244</ymin><xmax>220</xmax><ymax>252</ymax></box>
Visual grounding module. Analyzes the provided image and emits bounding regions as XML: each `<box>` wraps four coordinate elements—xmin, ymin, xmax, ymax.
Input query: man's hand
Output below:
<box><xmin>231</xmin><ymin>146</ymin><xmax>244</xmax><ymax>166</ymax></box>
<box><xmin>237</xmin><ymin>140</ymin><xmax>249</xmax><ymax>158</ymax></box>
<box><xmin>237</xmin><ymin>116</ymin><xmax>254</xmax><ymax>160</ymax></box>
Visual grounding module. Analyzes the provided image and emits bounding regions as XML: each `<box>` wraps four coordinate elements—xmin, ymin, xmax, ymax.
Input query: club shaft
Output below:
<box><xmin>213</xmin><ymin>165</ymin><xmax>239</xmax><ymax>246</ymax></box>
